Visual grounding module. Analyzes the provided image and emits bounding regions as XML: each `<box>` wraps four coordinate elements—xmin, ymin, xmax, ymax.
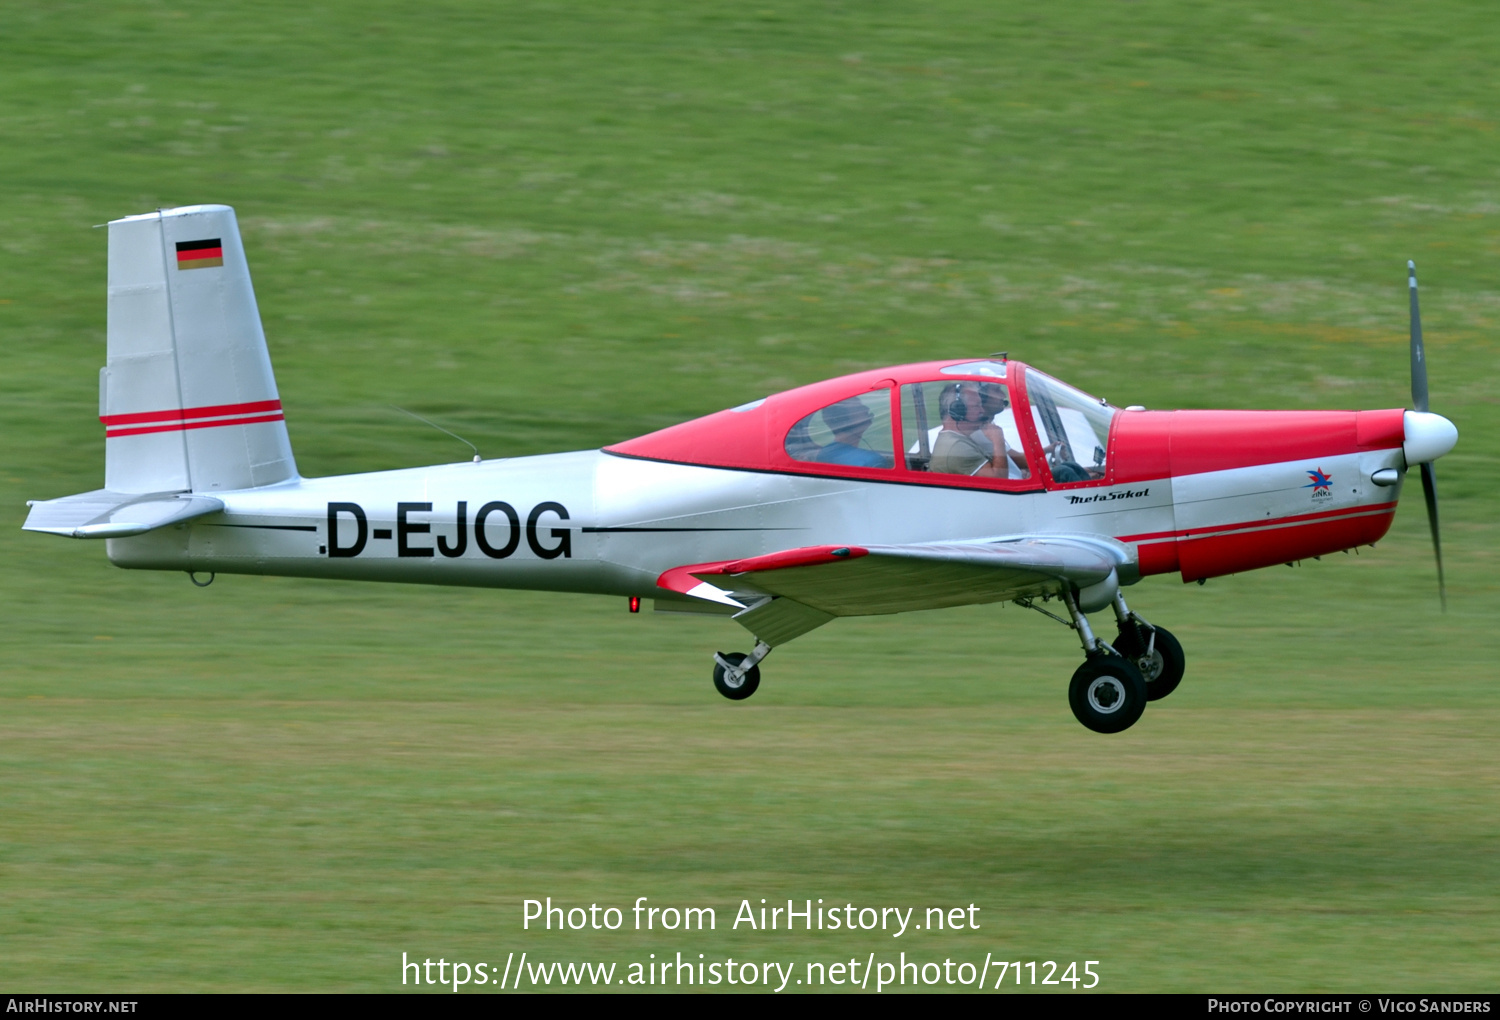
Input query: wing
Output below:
<box><xmin>657</xmin><ymin>535</ymin><xmax>1128</xmax><ymax>646</ymax></box>
<box><xmin>23</xmin><ymin>489</ymin><xmax>225</xmax><ymax>539</ymax></box>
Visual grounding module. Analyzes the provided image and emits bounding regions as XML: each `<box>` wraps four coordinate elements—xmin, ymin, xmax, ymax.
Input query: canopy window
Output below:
<box><xmin>784</xmin><ymin>390</ymin><xmax>896</xmax><ymax>469</ymax></box>
<box><xmin>899</xmin><ymin>380</ymin><xmax>1029</xmax><ymax>480</ymax></box>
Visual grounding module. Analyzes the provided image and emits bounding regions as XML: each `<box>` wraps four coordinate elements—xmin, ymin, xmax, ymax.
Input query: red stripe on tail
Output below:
<box><xmin>101</xmin><ymin>400</ymin><xmax>283</xmax><ymax>428</ymax></box>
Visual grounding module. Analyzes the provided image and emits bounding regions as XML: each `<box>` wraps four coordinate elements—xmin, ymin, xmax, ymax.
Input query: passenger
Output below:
<box><xmin>814</xmin><ymin>398</ymin><xmax>891</xmax><ymax>467</ymax></box>
<box><xmin>929</xmin><ymin>382</ymin><xmax>1030</xmax><ymax>478</ymax></box>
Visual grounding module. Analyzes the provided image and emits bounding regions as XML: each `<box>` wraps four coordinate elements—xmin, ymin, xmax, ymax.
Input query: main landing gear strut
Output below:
<box><xmin>1020</xmin><ymin>589</ymin><xmax>1186</xmax><ymax>733</ymax></box>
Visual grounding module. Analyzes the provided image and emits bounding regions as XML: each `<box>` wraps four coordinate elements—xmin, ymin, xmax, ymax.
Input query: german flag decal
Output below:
<box><xmin>175</xmin><ymin>238</ymin><xmax>223</xmax><ymax>270</ymax></box>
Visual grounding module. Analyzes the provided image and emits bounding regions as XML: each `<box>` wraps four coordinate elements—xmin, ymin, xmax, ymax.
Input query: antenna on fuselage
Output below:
<box><xmin>389</xmin><ymin>405</ymin><xmax>483</xmax><ymax>463</ymax></box>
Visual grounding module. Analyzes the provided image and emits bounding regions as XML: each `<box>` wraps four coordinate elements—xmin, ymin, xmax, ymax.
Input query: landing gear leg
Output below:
<box><xmin>713</xmin><ymin>640</ymin><xmax>771</xmax><ymax>701</ymax></box>
<box><xmin>1110</xmin><ymin>593</ymin><xmax>1185</xmax><ymax>702</ymax></box>
<box><xmin>1062</xmin><ymin>588</ymin><xmax>1115</xmax><ymax>658</ymax></box>
<box><xmin>1061</xmin><ymin>589</ymin><xmax>1147</xmax><ymax>733</ymax></box>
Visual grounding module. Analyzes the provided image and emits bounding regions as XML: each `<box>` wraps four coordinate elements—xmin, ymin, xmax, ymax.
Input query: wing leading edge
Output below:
<box><xmin>657</xmin><ymin>536</ymin><xmax>1129</xmax><ymax>646</ymax></box>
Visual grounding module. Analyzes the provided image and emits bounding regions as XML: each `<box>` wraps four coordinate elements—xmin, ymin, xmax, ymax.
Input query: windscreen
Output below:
<box><xmin>1025</xmin><ymin>370</ymin><xmax>1116</xmax><ymax>482</ymax></box>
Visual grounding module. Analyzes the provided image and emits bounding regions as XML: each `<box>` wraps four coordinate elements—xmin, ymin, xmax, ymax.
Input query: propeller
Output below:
<box><xmin>1408</xmin><ymin>260</ymin><xmax>1447</xmax><ymax>611</ymax></box>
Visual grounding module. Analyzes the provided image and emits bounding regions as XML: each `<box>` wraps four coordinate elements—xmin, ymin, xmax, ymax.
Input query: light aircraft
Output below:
<box><xmin>24</xmin><ymin>205</ymin><xmax>1459</xmax><ymax>732</ymax></box>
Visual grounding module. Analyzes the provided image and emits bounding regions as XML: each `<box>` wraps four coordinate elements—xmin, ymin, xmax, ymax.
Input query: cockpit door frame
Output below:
<box><xmin>888</xmin><ymin>366</ymin><xmax>1046</xmax><ymax>493</ymax></box>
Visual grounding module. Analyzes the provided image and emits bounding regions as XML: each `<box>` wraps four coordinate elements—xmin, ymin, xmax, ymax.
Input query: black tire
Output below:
<box><xmin>1068</xmin><ymin>656</ymin><xmax>1148</xmax><ymax>733</ymax></box>
<box><xmin>1113</xmin><ymin>623</ymin><xmax>1185</xmax><ymax>702</ymax></box>
<box><xmin>713</xmin><ymin>653</ymin><xmax>761</xmax><ymax>701</ymax></box>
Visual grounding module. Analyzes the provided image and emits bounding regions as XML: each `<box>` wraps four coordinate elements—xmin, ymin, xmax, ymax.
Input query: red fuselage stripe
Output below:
<box><xmin>101</xmin><ymin>400</ymin><xmax>283</xmax><ymax>427</ymax></box>
<box><xmin>1119</xmin><ymin>501</ymin><xmax>1398</xmax><ymax>545</ymax></box>
<box><xmin>105</xmin><ymin>412</ymin><xmax>285</xmax><ymax>437</ymax></box>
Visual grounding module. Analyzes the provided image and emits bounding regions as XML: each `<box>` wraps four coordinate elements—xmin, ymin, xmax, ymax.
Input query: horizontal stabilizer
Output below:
<box><xmin>23</xmin><ymin>489</ymin><xmax>224</xmax><ymax>539</ymax></box>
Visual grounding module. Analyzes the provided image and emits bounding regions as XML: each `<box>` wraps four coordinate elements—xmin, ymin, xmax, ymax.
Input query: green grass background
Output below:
<box><xmin>2</xmin><ymin>0</ymin><xmax>1497</xmax><ymax>992</ymax></box>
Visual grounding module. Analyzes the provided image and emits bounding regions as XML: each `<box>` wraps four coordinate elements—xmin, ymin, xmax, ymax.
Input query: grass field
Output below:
<box><xmin>2</xmin><ymin>1</ymin><xmax>1497</xmax><ymax>992</ymax></box>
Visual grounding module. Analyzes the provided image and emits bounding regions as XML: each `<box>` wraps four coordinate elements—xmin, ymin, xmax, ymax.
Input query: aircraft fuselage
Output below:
<box><xmin>105</xmin><ymin>438</ymin><xmax>1407</xmax><ymax>602</ymax></box>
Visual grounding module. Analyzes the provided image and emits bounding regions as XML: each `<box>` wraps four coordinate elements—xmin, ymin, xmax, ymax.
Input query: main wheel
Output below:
<box><xmin>1113</xmin><ymin>623</ymin><xmax>1185</xmax><ymax>702</ymax></box>
<box><xmin>1068</xmin><ymin>656</ymin><xmax>1148</xmax><ymax>733</ymax></box>
<box><xmin>713</xmin><ymin>652</ymin><xmax>761</xmax><ymax>701</ymax></box>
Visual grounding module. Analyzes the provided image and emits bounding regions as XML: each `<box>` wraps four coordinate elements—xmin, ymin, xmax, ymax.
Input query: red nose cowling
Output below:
<box><xmin>1109</xmin><ymin>409</ymin><xmax>1406</xmax><ymax>582</ymax></box>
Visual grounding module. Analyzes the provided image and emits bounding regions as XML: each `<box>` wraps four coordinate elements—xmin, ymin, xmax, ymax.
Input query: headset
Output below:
<box><xmin>943</xmin><ymin>383</ymin><xmax>981</xmax><ymax>424</ymax></box>
<box><xmin>946</xmin><ymin>382</ymin><xmax>1004</xmax><ymax>425</ymax></box>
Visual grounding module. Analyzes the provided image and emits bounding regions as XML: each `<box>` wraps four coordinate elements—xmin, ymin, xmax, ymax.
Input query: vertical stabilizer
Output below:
<box><xmin>103</xmin><ymin>205</ymin><xmax>297</xmax><ymax>493</ymax></box>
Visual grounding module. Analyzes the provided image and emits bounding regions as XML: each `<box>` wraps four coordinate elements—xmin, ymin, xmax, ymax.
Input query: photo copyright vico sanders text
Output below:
<box><xmin>1209</xmin><ymin>1001</ymin><xmax>1490</xmax><ymax>1014</ymax></box>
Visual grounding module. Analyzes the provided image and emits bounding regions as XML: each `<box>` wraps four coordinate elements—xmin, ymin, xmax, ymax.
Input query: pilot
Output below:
<box><xmin>929</xmin><ymin>382</ymin><xmax>1028</xmax><ymax>478</ymax></box>
<box><xmin>968</xmin><ymin>381</ymin><xmax>1031</xmax><ymax>478</ymax></box>
<box><xmin>815</xmin><ymin>398</ymin><xmax>891</xmax><ymax>467</ymax></box>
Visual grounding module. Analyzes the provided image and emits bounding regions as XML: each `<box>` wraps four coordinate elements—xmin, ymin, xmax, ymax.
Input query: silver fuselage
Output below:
<box><xmin>106</xmin><ymin>445</ymin><xmax>1405</xmax><ymax>599</ymax></box>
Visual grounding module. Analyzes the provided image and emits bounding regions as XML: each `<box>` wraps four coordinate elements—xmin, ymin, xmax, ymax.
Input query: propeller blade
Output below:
<box><xmin>1420</xmin><ymin>461</ymin><xmax>1447</xmax><ymax>612</ymax></box>
<box><xmin>1410</xmin><ymin>262</ymin><xmax>1445</xmax><ymax>610</ymax></box>
<box><xmin>1409</xmin><ymin>260</ymin><xmax>1429</xmax><ymax>413</ymax></box>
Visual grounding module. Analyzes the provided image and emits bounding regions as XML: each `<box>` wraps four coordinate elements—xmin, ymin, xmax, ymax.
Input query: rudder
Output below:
<box><xmin>102</xmin><ymin>204</ymin><xmax>297</xmax><ymax>493</ymax></box>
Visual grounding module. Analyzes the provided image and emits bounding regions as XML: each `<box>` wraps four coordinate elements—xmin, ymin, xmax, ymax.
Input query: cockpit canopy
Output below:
<box><xmin>606</xmin><ymin>359</ymin><xmax>1119</xmax><ymax>490</ymax></box>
